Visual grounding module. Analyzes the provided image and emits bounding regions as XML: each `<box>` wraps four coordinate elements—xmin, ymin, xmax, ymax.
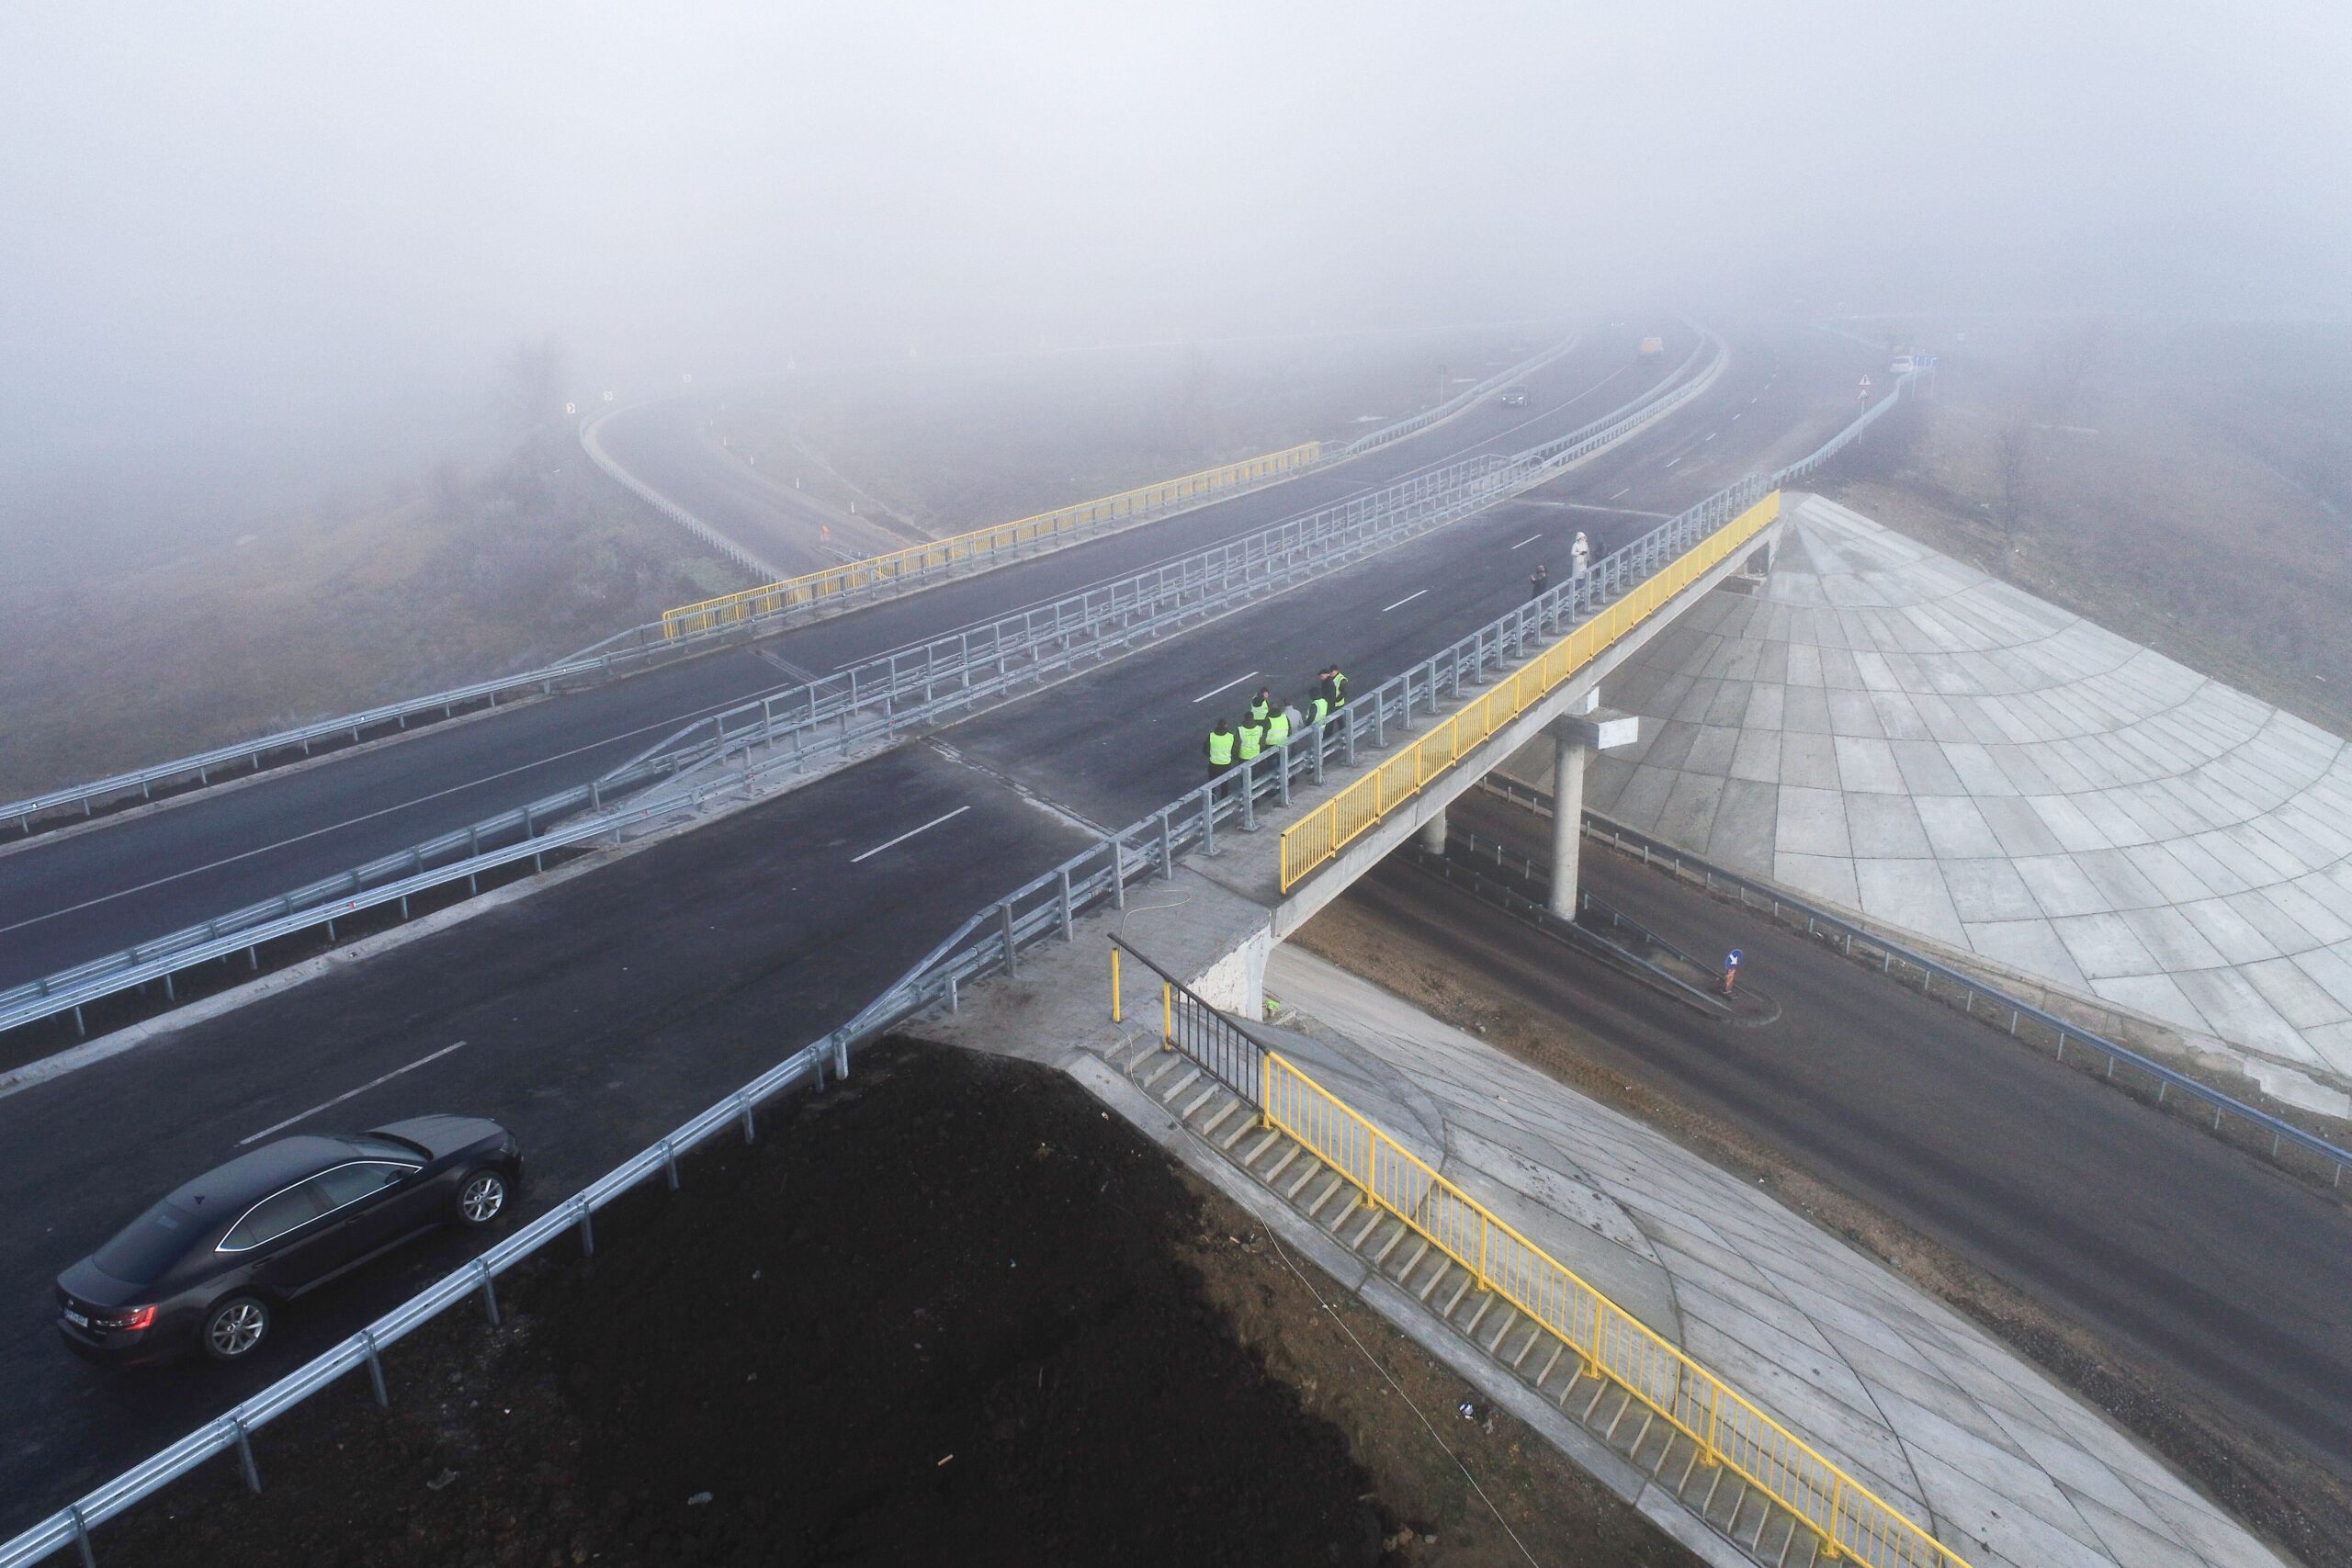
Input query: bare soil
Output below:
<box><xmin>88</xmin><ymin>1039</ymin><xmax>1696</xmax><ymax>1568</ymax></box>
<box><xmin>1294</xmin><ymin>890</ymin><xmax>2345</xmax><ymax>1568</ymax></box>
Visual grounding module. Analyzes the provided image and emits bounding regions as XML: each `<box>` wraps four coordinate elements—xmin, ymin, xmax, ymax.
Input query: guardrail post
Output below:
<box><xmin>661</xmin><ymin>1138</ymin><xmax>680</xmax><ymax>1190</ymax></box>
<box><xmin>1000</xmin><ymin>903</ymin><xmax>1020</xmax><ymax>975</ymax></box>
<box><xmin>230</xmin><ymin>1416</ymin><xmax>261</xmax><ymax>1493</ymax></box>
<box><xmin>737</xmin><ymin>1094</ymin><xmax>757</xmax><ymax>1144</ymax></box>
<box><xmin>1058</xmin><ymin>868</ymin><xmax>1075</xmax><ymax>938</ymax></box>
<box><xmin>476</xmin><ymin>1261</ymin><xmax>501</xmax><ymax>1325</ymax></box>
<box><xmin>1311</xmin><ymin>729</ymin><xmax>1326</xmax><ymax>785</ymax></box>
<box><xmin>1238</xmin><ymin>760</ymin><xmax>1258</xmax><ymax>832</ymax></box>
<box><xmin>574</xmin><ymin>1199</ymin><xmax>595</xmax><ymax>1258</ymax></box>
<box><xmin>1275</xmin><ymin>741</ymin><xmax>1292</xmax><ymax>807</ymax></box>
<box><xmin>1106</xmin><ymin>835</ymin><xmax>1127</xmax><ymax>908</ymax></box>
<box><xmin>362</xmin><ymin>1329</ymin><xmax>389</xmax><ymax>1407</ymax></box>
<box><xmin>1200</xmin><ymin>785</ymin><xmax>1218</xmax><ymax>856</ymax></box>
<box><xmin>68</xmin><ymin>1503</ymin><xmax>96</xmax><ymax>1568</ymax></box>
<box><xmin>1159</xmin><ymin>812</ymin><xmax>1175</xmax><ymax>878</ymax></box>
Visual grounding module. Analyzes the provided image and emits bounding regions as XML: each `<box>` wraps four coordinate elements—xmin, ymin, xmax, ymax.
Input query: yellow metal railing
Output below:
<box><xmin>661</xmin><ymin>441</ymin><xmax>1324</xmax><ymax>638</ymax></box>
<box><xmin>1278</xmin><ymin>491</ymin><xmax>1780</xmax><ymax>890</ymax></box>
<box><xmin>1260</xmin><ymin>1051</ymin><xmax>1972</xmax><ymax>1567</ymax></box>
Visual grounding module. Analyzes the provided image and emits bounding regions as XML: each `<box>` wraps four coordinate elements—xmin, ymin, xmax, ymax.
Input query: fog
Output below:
<box><xmin>4</xmin><ymin>2</ymin><xmax>2346</xmax><ymax>565</ymax></box>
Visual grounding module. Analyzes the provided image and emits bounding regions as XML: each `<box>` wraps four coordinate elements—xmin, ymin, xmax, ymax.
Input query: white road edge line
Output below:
<box><xmin>1380</xmin><ymin>589</ymin><xmax>1430</xmax><ymax>613</ymax></box>
<box><xmin>1507</xmin><ymin>534</ymin><xmax>1543</xmax><ymax>551</ymax></box>
<box><xmin>241</xmin><ymin>1040</ymin><xmax>469</xmax><ymax>1145</ymax></box>
<box><xmin>1191</xmin><ymin>670</ymin><xmax>1261</xmax><ymax>705</ymax></box>
<box><xmin>850</xmin><ymin>805</ymin><xmax>971</xmax><ymax>864</ymax></box>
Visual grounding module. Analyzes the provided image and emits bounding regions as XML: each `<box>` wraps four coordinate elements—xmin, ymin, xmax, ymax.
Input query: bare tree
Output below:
<box><xmin>1993</xmin><ymin>418</ymin><xmax>2036</xmax><ymax>547</ymax></box>
<box><xmin>501</xmin><ymin>334</ymin><xmax>569</xmax><ymax>438</ymax></box>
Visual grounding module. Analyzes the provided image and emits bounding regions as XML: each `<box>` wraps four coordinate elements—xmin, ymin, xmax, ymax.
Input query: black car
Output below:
<box><xmin>56</xmin><ymin>1116</ymin><xmax>522</xmax><ymax>1366</ymax></box>
<box><xmin>1498</xmin><ymin>384</ymin><xmax>1530</xmax><ymax>407</ymax></box>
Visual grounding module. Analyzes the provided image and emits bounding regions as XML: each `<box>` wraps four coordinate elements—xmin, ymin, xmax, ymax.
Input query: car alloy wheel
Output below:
<box><xmin>458</xmin><ymin>1170</ymin><xmax>506</xmax><ymax>1224</ymax></box>
<box><xmin>205</xmin><ymin>1297</ymin><xmax>269</xmax><ymax>1360</ymax></box>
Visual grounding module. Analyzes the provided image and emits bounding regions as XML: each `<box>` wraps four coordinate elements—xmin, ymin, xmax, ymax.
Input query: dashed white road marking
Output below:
<box><xmin>850</xmin><ymin>805</ymin><xmax>971</xmax><ymax>864</ymax></box>
<box><xmin>1664</xmin><ymin>456</ymin><xmax>1682</xmax><ymax>468</ymax></box>
<box><xmin>1508</xmin><ymin>534</ymin><xmax>1543</xmax><ymax>551</ymax></box>
<box><xmin>1381</xmin><ymin>590</ymin><xmax>1430</xmax><ymax>613</ymax></box>
<box><xmin>241</xmin><ymin>1041</ymin><xmax>469</xmax><ymax>1145</ymax></box>
<box><xmin>1191</xmin><ymin>670</ymin><xmax>1261</xmax><ymax>705</ymax></box>
<box><xmin>1609</xmin><ymin>488</ymin><xmax>1630</xmax><ymax>500</ymax></box>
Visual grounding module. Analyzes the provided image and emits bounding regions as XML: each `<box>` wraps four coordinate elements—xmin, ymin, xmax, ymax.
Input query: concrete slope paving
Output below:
<box><xmin>0</xmin><ymin>330</ymin><xmax>1667</xmax><ymax>993</ymax></box>
<box><xmin>0</xmin><ymin>742</ymin><xmax>1094</xmax><ymax>1540</ymax></box>
<box><xmin>1440</xmin><ymin>784</ymin><xmax>2352</xmax><ymax>1478</ymax></box>
<box><xmin>1587</xmin><ymin>492</ymin><xmax>2352</xmax><ymax>1111</ymax></box>
<box><xmin>1265</xmin><ymin>944</ymin><xmax>2290</xmax><ymax>1568</ymax></box>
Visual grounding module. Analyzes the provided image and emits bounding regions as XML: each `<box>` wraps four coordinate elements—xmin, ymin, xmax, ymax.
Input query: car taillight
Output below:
<box><xmin>96</xmin><ymin>1305</ymin><xmax>156</xmax><ymax>1332</ymax></box>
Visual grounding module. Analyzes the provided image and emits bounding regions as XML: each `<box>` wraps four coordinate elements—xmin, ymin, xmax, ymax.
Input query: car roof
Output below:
<box><xmin>160</xmin><ymin>1134</ymin><xmax>358</xmax><ymax>1218</ymax></box>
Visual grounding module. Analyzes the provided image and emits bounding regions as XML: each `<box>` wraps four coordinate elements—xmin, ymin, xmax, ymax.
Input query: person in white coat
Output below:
<box><xmin>1570</xmin><ymin>530</ymin><xmax>1590</xmax><ymax>577</ymax></box>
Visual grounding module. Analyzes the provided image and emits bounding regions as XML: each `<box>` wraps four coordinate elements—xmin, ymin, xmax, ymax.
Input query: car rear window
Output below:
<box><xmin>92</xmin><ymin>1202</ymin><xmax>198</xmax><ymax>1285</ymax></box>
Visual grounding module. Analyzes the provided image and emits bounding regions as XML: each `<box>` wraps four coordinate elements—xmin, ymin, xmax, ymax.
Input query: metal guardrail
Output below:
<box><xmin>656</xmin><ymin>442</ymin><xmax>1327</xmax><ymax>637</ymax></box>
<box><xmin>1107</xmin><ymin>934</ymin><xmax>1268</xmax><ymax>1102</ymax></box>
<box><xmin>1477</xmin><ymin>773</ymin><xmax>2352</xmax><ymax>1190</ymax></box>
<box><xmin>621</xmin><ymin>334</ymin><xmax>1724</xmax><ymax>784</ymax></box>
<box><xmin>0</xmin><ymin>337</ymin><xmax>1726</xmax><ymax>1042</ymax></box>
<box><xmin>2</xmin><ymin>334</ymin><xmax>1593</xmax><ymax>841</ymax></box>
<box><xmin>1279</xmin><ymin>487</ymin><xmax>1779</xmax><ymax>889</ymax></box>
<box><xmin>1258</xmin><ymin>1048</ymin><xmax>1970</xmax><ymax>1566</ymax></box>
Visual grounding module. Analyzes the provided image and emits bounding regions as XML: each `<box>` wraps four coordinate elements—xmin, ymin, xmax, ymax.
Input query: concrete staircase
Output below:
<box><xmin>1102</xmin><ymin>1030</ymin><xmax>1833</xmax><ymax>1568</ymax></box>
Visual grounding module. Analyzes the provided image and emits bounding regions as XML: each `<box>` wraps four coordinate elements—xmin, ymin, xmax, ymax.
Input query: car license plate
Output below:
<box><xmin>62</xmin><ymin>1309</ymin><xmax>89</xmax><ymax>1328</ymax></box>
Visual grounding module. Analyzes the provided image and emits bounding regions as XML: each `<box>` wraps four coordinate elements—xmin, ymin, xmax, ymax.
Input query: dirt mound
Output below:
<box><xmin>89</xmin><ymin>1039</ymin><xmax>1694</xmax><ymax>1567</ymax></box>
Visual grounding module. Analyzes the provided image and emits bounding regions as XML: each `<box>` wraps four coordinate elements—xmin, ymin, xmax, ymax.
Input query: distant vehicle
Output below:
<box><xmin>1889</xmin><ymin>354</ymin><xmax>1917</xmax><ymax>374</ymax></box>
<box><xmin>1498</xmin><ymin>385</ymin><xmax>1530</xmax><ymax>407</ymax></box>
<box><xmin>1638</xmin><ymin>336</ymin><xmax>1665</xmax><ymax>358</ymax></box>
<box><xmin>56</xmin><ymin>1117</ymin><xmax>523</xmax><ymax>1366</ymax></box>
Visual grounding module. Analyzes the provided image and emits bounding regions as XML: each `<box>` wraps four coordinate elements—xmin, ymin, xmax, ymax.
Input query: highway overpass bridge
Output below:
<box><xmin>0</xmin><ymin>321</ymin><xmax>2098</xmax><ymax>1565</ymax></box>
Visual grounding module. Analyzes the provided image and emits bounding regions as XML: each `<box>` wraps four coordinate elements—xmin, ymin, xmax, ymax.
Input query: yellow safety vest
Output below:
<box><xmin>1237</xmin><ymin>720</ymin><xmax>1265</xmax><ymax>760</ymax></box>
<box><xmin>1264</xmin><ymin>711</ymin><xmax>1291</xmax><ymax>746</ymax></box>
<box><xmin>1207</xmin><ymin>729</ymin><xmax>1236</xmax><ymax>766</ymax></box>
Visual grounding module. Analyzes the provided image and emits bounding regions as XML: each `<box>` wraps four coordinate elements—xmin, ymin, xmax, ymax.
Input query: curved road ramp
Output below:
<box><xmin>1585</xmin><ymin>492</ymin><xmax>2352</xmax><ymax>1117</ymax></box>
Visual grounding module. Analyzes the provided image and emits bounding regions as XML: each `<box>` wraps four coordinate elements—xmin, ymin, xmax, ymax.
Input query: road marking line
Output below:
<box><xmin>240</xmin><ymin>1041</ymin><xmax>469</xmax><ymax>1145</ymax></box>
<box><xmin>1191</xmin><ymin>670</ymin><xmax>1261</xmax><ymax>705</ymax></box>
<box><xmin>1664</xmin><ymin>457</ymin><xmax>1682</xmax><ymax>468</ymax></box>
<box><xmin>1609</xmin><ymin>488</ymin><xmax>1630</xmax><ymax>500</ymax></box>
<box><xmin>1508</xmin><ymin>534</ymin><xmax>1543</xmax><ymax>550</ymax></box>
<box><xmin>1381</xmin><ymin>590</ymin><xmax>1430</xmax><ymax>613</ymax></box>
<box><xmin>1732</xmin><ymin>412</ymin><xmax>1742</xmax><ymax>421</ymax></box>
<box><xmin>851</xmin><ymin>805</ymin><xmax>971</xmax><ymax>864</ymax></box>
<box><xmin>1703</xmin><ymin>431</ymin><xmax>1716</xmax><ymax>441</ymax></box>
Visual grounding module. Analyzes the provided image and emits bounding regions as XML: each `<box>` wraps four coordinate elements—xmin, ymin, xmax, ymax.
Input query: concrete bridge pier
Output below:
<box><xmin>1544</xmin><ymin>705</ymin><xmax>1639</xmax><ymax>919</ymax></box>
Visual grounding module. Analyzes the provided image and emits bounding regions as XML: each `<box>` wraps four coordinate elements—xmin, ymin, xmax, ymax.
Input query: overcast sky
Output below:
<box><xmin>4</xmin><ymin>2</ymin><xmax>2346</xmax><ymax>547</ymax></box>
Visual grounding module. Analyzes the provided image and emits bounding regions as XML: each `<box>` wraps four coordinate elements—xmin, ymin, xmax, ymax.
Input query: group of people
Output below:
<box><xmin>1203</xmin><ymin>663</ymin><xmax>1348</xmax><ymax>778</ymax></box>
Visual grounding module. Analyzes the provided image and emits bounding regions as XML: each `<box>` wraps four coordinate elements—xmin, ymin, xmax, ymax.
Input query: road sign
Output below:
<box><xmin>563</xmin><ymin>401</ymin><xmax>576</xmax><ymax>415</ymax></box>
<box><xmin>1725</xmin><ymin>949</ymin><xmax>1742</xmax><ymax>969</ymax></box>
<box><xmin>1859</xmin><ymin>375</ymin><xmax>1873</xmax><ymax>389</ymax></box>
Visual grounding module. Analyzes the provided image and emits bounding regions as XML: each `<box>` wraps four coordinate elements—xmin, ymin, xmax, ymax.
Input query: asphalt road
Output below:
<box><xmin>588</xmin><ymin>394</ymin><xmax>914</xmax><ymax>574</ymax></box>
<box><xmin>1369</xmin><ymin>786</ymin><xmax>2352</xmax><ymax>1477</ymax></box>
<box><xmin>0</xmin><ymin>327</ymin><xmax>1675</xmax><ymax>998</ymax></box>
<box><xmin>0</xmin><ymin>321</ymin><xmax>1883</xmax><ymax>1531</ymax></box>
